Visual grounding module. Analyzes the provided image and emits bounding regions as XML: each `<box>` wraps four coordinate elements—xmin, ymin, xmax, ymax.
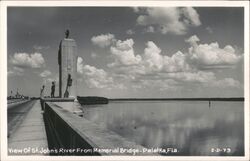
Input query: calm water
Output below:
<box><xmin>81</xmin><ymin>101</ymin><xmax>244</xmax><ymax>156</ymax></box>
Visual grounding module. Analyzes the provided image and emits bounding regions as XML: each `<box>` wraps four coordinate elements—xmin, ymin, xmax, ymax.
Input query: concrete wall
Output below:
<box><xmin>43</xmin><ymin>101</ymin><xmax>151</xmax><ymax>156</ymax></box>
<box><xmin>43</xmin><ymin>102</ymin><xmax>97</xmax><ymax>156</ymax></box>
<box><xmin>40</xmin><ymin>98</ymin><xmax>74</xmax><ymax>111</ymax></box>
<box><xmin>7</xmin><ymin>99</ymin><xmax>30</xmax><ymax>110</ymax></box>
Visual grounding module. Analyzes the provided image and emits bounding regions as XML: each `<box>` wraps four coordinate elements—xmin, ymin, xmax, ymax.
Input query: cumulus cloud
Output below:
<box><xmin>83</xmin><ymin>65</ymin><xmax>113</xmax><ymax>88</ymax></box>
<box><xmin>10</xmin><ymin>52</ymin><xmax>45</xmax><ymax>68</ymax></box>
<box><xmin>142</xmin><ymin>41</ymin><xmax>190</xmax><ymax>73</ymax></box>
<box><xmin>108</xmin><ymin>38</ymin><xmax>189</xmax><ymax>74</ymax></box>
<box><xmin>40</xmin><ymin>70</ymin><xmax>52</xmax><ymax>78</ymax></box>
<box><xmin>186</xmin><ymin>35</ymin><xmax>242</xmax><ymax>68</ymax></box>
<box><xmin>163</xmin><ymin>51</ymin><xmax>191</xmax><ymax>72</ymax></box>
<box><xmin>108</xmin><ymin>35</ymin><xmax>241</xmax><ymax>77</ymax></box>
<box><xmin>109</xmin><ymin>39</ymin><xmax>190</xmax><ymax>75</ymax></box>
<box><xmin>185</xmin><ymin>35</ymin><xmax>200</xmax><ymax>46</ymax></box>
<box><xmin>77</xmin><ymin>57</ymin><xmax>120</xmax><ymax>89</ymax></box>
<box><xmin>136</xmin><ymin>7</ymin><xmax>201</xmax><ymax>35</ymax></box>
<box><xmin>108</xmin><ymin>37</ymin><xmax>242</xmax><ymax>90</ymax></box>
<box><xmin>89</xmin><ymin>33</ymin><xmax>242</xmax><ymax>91</ymax></box>
<box><xmin>109</xmin><ymin>39</ymin><xmax>142</xmax><ymax>67</ymax></box>
<box><xmin>143</xmin><ymin>41</ymin><xmax>163</xmax><ymax>70</ymax></box>
<box><xmin>77</xmin><ymin>57</ymin><xmax>84</xmax><ymax>74</ymax></box>
<box><xmin>181</xmin><ymin>7</ymin><xmax>201</xmax><ymax>26</ymax></box>
<box><xmin>91</xmin><ymin>33</ymin><xmax>115</xmax><ymax>48</ymax></box>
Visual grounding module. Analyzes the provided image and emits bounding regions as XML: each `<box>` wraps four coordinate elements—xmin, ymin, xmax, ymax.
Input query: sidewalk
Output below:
<box><xmin>8</xmin><ymin>100</ymin><xmax>48</xmax><ymax>155</ymax></box>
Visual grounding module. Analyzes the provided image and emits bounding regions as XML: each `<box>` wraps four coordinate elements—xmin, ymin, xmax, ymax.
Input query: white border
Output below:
<box><xmin>0</xmin><ymin>1</ymin><xmax>249</xmax><ymax>161</ymax></box>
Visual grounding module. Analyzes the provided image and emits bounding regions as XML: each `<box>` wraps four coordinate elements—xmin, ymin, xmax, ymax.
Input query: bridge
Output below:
<box><xmin>7</xmin><ymin>98</ymin><xmax>151</xmax><ymax>156</ymax></box>
<box><xmin>7</xmin><ymin>31</ymin><xmax>154</xmax><ymax>156</ymax></box>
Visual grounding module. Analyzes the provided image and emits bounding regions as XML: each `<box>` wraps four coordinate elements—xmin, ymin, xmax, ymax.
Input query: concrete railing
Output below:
<box><xmin>7</xmin><ymin>98</ymin><xmax>27</xmax><ymax>104</ymax></box>
<box><xmin>7</xmin><ymin>99</ymin><xmax>31</xmax><ymax>110</ymax></box>
<box><xmin>43</xmin><ymin>101</ymin><xmax>152</xmax><ymax>156</ymax></box>
<box><xmin>40</xmin><ymin>98</ymin><xmax>75</xmax><ymax>111</ymax></box>
<box><xmin>43</xmin><ymin>102</ymin><xmax>97</xmax><ymax>156</ymax></box>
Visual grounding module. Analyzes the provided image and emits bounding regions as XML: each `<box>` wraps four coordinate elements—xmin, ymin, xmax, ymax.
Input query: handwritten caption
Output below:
<box><xmin>8</xmin><ymin>147</ymin><xmax>179</xmax><ymax>155</ymax></box>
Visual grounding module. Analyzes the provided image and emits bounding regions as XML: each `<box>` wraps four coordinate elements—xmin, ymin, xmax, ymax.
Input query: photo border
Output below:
<box><xmin>0</xmin><ymin>1</ymin><xmax>249</xmax><ymax>161</ymax></box>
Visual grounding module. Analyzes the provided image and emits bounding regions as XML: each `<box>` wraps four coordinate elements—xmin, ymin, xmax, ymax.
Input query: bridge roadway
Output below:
<box><xmin>8</xmin><ymin>99</ymin><xmax>35</xmax><ymax>137</ymax></box>
<box><xmin>7</xmin><ymin>98</ymin><xmax>157</xmax><ymax>156</ymax></box>
<box><xmin>8</xmin><ymin>99</ymin><xmax>48</xmax><ymax>155</ymax></box>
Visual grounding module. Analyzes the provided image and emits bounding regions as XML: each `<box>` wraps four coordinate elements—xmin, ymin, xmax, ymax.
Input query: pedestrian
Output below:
<box><xmin>51</xmin><ymin>82</ymin><xmax>55</xmax><ymax>98</ymax></box>
<box><xmin>40</xmin><ymin>85</ymin><xmax>45</xmax><ymax>98</ymax></box>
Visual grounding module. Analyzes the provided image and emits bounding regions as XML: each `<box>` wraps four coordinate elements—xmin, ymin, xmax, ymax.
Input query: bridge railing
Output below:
<box><xmin>43</xmin><ymin>101</ymin><xmax>149</xmax><ymax>156</ymax></box>
<box><xmin>43</xmin><ymin>102</ymin><xmax>97</xmax><ymax>155</ymax></box>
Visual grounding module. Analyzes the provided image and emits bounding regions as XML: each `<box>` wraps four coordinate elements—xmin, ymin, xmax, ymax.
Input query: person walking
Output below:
<box><xmin>51</xmin><ymin>82</ymin><xmax>55</xmax><ymax>98</ymax></box>
<box><xmin>40</xmin><ymin>85</ymin><xmax>45</xmax><ymax>98</ymax></box>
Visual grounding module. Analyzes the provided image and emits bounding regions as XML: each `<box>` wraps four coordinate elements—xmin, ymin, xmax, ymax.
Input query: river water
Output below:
<box><xmin>81</xmin><ymin>101</ymin><xmax>244</xmax><ymax>156</ymax></box>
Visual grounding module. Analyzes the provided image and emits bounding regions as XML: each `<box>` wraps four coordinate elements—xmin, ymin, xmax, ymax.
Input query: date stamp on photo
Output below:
<box><xmin>211</xmin><ymin>147</ymin><xmax>231</xmax><ymax>153</ymax></box>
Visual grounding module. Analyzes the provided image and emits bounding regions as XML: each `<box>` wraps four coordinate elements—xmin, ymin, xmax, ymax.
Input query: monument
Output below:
<box><xmin>58</xmin><ymin>30</ymin><xmax>78</xmax><ymax>98</ymax></box>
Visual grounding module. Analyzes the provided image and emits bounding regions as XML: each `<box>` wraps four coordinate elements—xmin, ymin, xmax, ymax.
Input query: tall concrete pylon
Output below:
<box><xmin>58</xmin><ymin>30</ymin><xmax>78</xmax><ymax>98</ymax></box>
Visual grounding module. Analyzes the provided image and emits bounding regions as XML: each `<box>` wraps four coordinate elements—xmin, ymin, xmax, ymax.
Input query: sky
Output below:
<box><xmin>7</xmin><ymin>7</ymin><xmax>244</xmax><ymax>98</ymax></box>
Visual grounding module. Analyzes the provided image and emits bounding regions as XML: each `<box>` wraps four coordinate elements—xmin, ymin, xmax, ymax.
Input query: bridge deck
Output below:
<box><xmin>8</xmin><ymin>100</ymin><xmax>48</xmax><ymax>155</ymax></box>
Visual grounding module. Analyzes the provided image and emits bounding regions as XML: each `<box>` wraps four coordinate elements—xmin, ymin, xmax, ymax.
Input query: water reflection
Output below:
<box><xmin>82</xmin><ymin>101</ymin><xmax>244</xmax><ymax>156</ymax></box>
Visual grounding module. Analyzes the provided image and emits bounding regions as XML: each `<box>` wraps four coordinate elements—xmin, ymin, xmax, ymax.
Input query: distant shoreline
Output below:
<box><xmin>109</xmin><ymin>97</ymin><xmax>244</xmax><ymax>101</ymax></box>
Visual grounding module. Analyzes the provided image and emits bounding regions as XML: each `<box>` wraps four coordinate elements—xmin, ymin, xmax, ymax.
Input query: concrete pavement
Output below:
<box><xmin>8</xmin><ymin>100</ymin><xmax>48</xmax><ymax>155</ymax></box>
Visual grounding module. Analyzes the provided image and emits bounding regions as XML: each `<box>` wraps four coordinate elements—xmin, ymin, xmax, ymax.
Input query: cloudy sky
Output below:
<box><xmin>7</xmin><ymin>7</ymin><xmax>244</xmax><ymax>98</ymax></box>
